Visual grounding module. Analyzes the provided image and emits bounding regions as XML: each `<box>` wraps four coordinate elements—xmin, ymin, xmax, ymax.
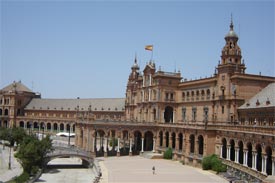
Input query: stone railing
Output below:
<box><xmin>221</xmin><ymin>159</ymin><xmax>267</xmax><ymax>182</ymax></box>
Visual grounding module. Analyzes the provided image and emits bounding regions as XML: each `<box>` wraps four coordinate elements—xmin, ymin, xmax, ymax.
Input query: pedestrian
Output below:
<box><xmin>152</xmin><ymin>166</ymin><xmax>155</xmax><ymax>175</ymax></box>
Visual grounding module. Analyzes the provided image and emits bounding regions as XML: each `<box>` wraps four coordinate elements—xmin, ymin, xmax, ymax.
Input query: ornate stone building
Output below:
<box><xmin>0</xmin><ymin>20</ymin><xmax>274</xmax><ymax>181</ymax></box>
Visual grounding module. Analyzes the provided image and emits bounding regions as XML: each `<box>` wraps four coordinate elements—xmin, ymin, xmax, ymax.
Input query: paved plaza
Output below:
<box><xmin>99</xmin><ymin>156</ymin><xmax>229</xmax><ymax>183</ymax></box>
<box><xmin>0</xmin><ymin>144</ymin><xmax>23</xmax><ymax>182</ymax></box>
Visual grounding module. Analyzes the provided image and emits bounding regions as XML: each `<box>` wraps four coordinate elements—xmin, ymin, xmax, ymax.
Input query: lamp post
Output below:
<box><xmin>42</xmin><ymin>124</ymin><xmax>45</xmax><ymax>139</ymax></box>
<box><xmin>68</xmin><ymin>123</ymin><xmax>71</xmax><ymax>146</ymax></box>
<box><xmin>8</xmin><ymin>129</ymin><xmax>11</xmax><ymax>170</ymax></box>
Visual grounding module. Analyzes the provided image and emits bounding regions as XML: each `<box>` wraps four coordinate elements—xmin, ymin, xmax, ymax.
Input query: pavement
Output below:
<box><xmin>35</xmin><ymin>158</ymin><xmax>95</xmax><ymax>183</ymax></box>
<box><xmin>0</xmin><ymin>144</ymin><xmax>23</xmax><ymax>182</ymax></box>
<box><xmin>98</xmin><ymin>156</ymin><xmax>229</xmax><ymax>183</ymax></box>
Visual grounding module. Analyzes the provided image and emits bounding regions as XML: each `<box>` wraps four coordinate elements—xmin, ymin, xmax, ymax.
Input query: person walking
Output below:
<box><xmin>152</xmin><ymin>166</ymin><xmax>155</xmax><ymax>175</ymax></box>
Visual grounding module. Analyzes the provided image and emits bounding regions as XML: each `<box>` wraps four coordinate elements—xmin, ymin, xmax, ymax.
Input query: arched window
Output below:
<box><xmin>198</xmin><ymin>135</ymin><xmax>204</xmax><ymax>155</ymax></box>
<box><xmin>4</xmin><ymin>109</ymin><xmax>9</xmax><ymax>116</ymax></box>
<box><xmin>189</xmin><ymin>134</ymin><xmax>195</xmax><ymax>153</ymax></box>
<box><xmin>206</xmin><ymin>89</ymin><xmax>210</xmax><ymax>99</ymax></box>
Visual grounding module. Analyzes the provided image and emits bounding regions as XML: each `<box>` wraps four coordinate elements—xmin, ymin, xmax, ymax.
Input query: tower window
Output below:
<box><xmin>222</xmin><ymin>106</ymin><xmax>224</xmax><ymax>114</ymax></box>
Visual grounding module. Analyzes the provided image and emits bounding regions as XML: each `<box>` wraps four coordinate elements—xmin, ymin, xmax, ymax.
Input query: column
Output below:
<box><xmin>141</xmin><ymin>138</ymin><xmax>144</xmax><ymax>153</ymax></box>
<box><xmin>244</xmin><ymin>151</ymin><xmax>248</xmax><ymax>166</ymax></box>
<box><xmin>104</xmin><ymin>137</ymin><xmax>108</xmax><ymax>157</ymax></box>
<box><xmin>117</xmin><ymin>138</ymin><xmax>120</xmax><ymax>156</ymax></box>
<box><xmin>227</xmin><ymin>147</ymin><xmax>230</xmax><ymax>160</ymax></box>
<box><xmin>149</xmin><ymin>89</ymin><xmax>151</xmax><ymax>101</ymax></box>
<box><xmin>235</xmin><ymin>149</ymin><xmax>239</xmax><ymax>163</ymax></box>
<box><xmin>220</xmin><ymin>146</ymin><xmax>223</xmax><ymax>158</ymax></box>
<box><xmin>129</xmin><ymin>138</ymin><xmax>132</xmax><ymax>155</ymax></box>
<box><xmin>86</xmin><ymin>129</ymin><xmax>89</xmax><ymax>151</ymax></box>
<box><xmin>272</xmin><ymin>158</ymin><xmax>275</xmax><ymax>176</ymax></box>
<box><xmin>103</xmin><ymin>137</ymin><xmax>107</xmax><ymax>152</ymax></box>
<box><xmin>252</xmin><ymin>153</ymin><xmax>256</xmax><ymax>170</ymax></box>
<box><xmin>149</xmin><ymin>74</ymin><xmax>152</xmax><ymax>86</ymax></box>
<box><xmin>24</xmin><ymin>122</ymin><xmax>27</xmax><ymax>129</ymax></box>
<box><xmin>262</xmin><ymin>155</ymin><xmax>267</xmax><ymax>174</ymax></box>
<box><xmin>91</xmin><ymin>136</ymin><xmax>95</xmax><ymax>153</ymax></box>
<box><xmin>153</xmin><ymin>138</ymin><xmax>156</xmax><ymax>153</ymax></box>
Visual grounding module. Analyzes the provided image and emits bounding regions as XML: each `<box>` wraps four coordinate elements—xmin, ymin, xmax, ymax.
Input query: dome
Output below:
<box><xmin>131</xmin><ymin>62</ymin><xmax>139</xmax><ymax>69</ymax></box>
<box><xmin>225</xmin><ymin>20</ymin><xmax>238</xmax><ymax>39</ymax></box>
<box><xmin>225</xmin><ymin>29</ymin><xmax>238</xmax><ymax>38</ymax></box>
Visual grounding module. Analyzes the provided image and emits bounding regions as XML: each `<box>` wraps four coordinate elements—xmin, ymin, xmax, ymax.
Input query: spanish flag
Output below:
<box><xmin>145</xmin><ymin>45</ymin><xmax>153</xmax><ymax>51</ymax></box>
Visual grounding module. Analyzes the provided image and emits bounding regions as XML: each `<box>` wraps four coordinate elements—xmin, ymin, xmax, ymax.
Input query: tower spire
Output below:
<box><xmin>230</xmin><ymin>13</ymin><xmax>234</xmax><ymax>31</ymax></box>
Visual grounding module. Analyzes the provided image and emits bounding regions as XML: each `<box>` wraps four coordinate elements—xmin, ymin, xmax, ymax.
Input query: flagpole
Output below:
<box><xmin>151</xmin><ymin>48</ymin><xmax>153</xmax><ymax>61</ymax></box>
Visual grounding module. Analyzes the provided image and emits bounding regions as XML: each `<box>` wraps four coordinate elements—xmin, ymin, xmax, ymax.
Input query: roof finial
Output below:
<box><xmin>230</xmin><ymin>13</ymin><xmax>234</xmax><ymax>30</ymax></box>
<box><xmin>134</xmin><ymin>52</ymin><xmax>137</xmax><ymax>64</ymax></box>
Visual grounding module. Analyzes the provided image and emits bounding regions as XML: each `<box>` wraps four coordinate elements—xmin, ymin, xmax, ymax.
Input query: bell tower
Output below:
<box><xmin>217</xmin><ymin>17</ymin><xmax>246</xmax><ymax>74</ymax></box>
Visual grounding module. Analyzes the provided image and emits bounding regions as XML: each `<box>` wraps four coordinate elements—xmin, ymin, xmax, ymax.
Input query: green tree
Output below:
<box><xmin>15</xmin><ymin>135</ymin><xmax>53</xmax><ymax>175</ymax></box>
<box><xmin>0</xmin><ymin>127</ymin><xmax>27</xmax><ymax>146</ymax></box>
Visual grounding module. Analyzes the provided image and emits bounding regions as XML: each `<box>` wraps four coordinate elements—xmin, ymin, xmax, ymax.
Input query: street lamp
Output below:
<box><xmin>42</xmin><ymin>123</ymin><xmax>45</xmax><ymax>139</ymax></box>
<box><xmin>68</xmin><ymin>123</ymin><xmax>71</xmax><ymax>146</ymax></box>
<box><xmin>8</xmin><ymin>129</ymin><xmax>11</xmax><ymax>170</ymax></box>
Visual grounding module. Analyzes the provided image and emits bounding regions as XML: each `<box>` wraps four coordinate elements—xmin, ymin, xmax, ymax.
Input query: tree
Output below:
<box><xmin>15</xmin><ymin>135</ymin><xmax>53</xmax><ymax>175</ymax></box>
<box><xmin>0</xmin><ymin>127</ymin><xmax>27</xmax><ymax>146</ymax></box>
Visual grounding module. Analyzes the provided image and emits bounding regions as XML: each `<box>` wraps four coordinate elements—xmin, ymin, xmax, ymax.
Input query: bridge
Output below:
<box><xmin>45</xmin><ymin>143</ymin><xmax>94</xmax><ymax>167</ymax></box>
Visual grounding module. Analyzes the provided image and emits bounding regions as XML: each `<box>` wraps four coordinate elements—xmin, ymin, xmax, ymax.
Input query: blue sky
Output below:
<box><xmin>1</xmin><ymin>1</ymin><xmax>274</xmax><ymax>98</ymax></box>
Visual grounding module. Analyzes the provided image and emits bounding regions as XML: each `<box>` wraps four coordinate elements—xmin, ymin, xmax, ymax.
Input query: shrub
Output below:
<box><xmin>14</xmin><ymin>172</ymin><xmax>29</xmax><ymax>183</ymax></box>
<box><xmin>163</xmin><ymin>147</ymin><xmax>173</xmax><ymax>159</ymax></box>
<box><xmin>202</xmin><ymin>154</ymin><xmax>226</xmax><ymax>173</ymax></box>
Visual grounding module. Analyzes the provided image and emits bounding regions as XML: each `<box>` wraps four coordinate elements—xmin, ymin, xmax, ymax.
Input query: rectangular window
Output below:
<box><xmin>182</xmin><ymin>107</ymin><xmax>186</xmax><ymax>121</ymax></box>
<box><xmin>170</xmin><ymin>93</ymin><xmax>174</xmax><ymax>100</ymax></box>
<box><xmin>204</xmin><ymin>107</ymin><xmax>208</xmax><ymax>122</ymax></box>
<box><xmin>222</xmin><ymin>106</ymin><xmax>224</xmax><ymax>114</ymax></box>
<box><xmin>192</xmin><ymin>107</ymin><xmax>197</xmax><ymax>121</ymax></box>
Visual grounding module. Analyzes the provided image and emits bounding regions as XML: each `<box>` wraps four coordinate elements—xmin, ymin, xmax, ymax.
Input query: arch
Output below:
<box><xmin>133</xmin><ymin>131</ymin><xmax>142</xmax><ymax>155</ymax></box>
<box><xmin>95</xmin><ymin>130</ymin><xmax>105</xmax><ymax>156</ymax></box>
<box><xmin>66</xmin><ymin>124</ymin><xmax>70</xmax><ymax>132</ymax></box>
<box><xmin>4</xmin><ymin>109</ymin><xmax>9</xmax><ymax>116</ymax></box>
<box><xmin>40</xmin><ymin>122</ymin><xmax>45</xmax><ymax>130</ymax></box>
<box><xmin>178</xmin><ymin>133</ymin><xmax>183</xmax><ymax>151</ymax></box>
<box><xmin>53</xmin><ymin>123</ymin><xmax>58</xmax><ymax>132</ymax></box>
<box><xmin>4</xmin><ymin>121</ymin><xmax>8</xmax><ymax>128</ymax></box>
<box><xmin>238</xmin><ymin>141</ymin><xmax>244</xmax><ymax>164</ymax></box>
<box><xmin>171</xmin><ymin>132</ymin><xmax>176</xmax><ymax>149</ymax></box>
<box><xmin>47</xmin><ymin>123</ymin><xmax>51</xmax><ymax>131</ymax></box>
<box><xmin>159</xmin><ymin>131</ymin><xmax>163</xmax><ymax>147</ymax></box>
<box><xmin>19</xmin><ymin>121</ymin><xmax>25</xmax><ymax>128</ymax></box>
<box><xmin>206</xmin><ymin>89</ymin><xmax>210</xmax><ymax>98</ymax></box>
<box><xmin>222</xmin><ymin>138</ymin><xmax>227</xmax><ymax>159</ymax></box>
<box><xmin>165</xmin><ymin>131</ymin><xmax>169</xmax><ymax>148</ymax></box>
<box><xmin>144</xmin><ymin>131</ymin><xmax>153</xmax><ymax>151</ymax></box>
<box><xmin>60</xmin><ymin>123</ymin><xmax>64</xmax><ymax>132</ymax></box>
<box><xmin>247</xmin><ymin>142</ymin><xmax>253</xmax><ymax>168</ymax></box>
<box><xmin>256</xmin><ymin>144</ymin><xmax>262</xmax><ymax>172</ymax></box>
<box><xmin>27</xmin><ymin>121</ymin><xmax>31</xmax><ymax>129</ymax></box>
<box><xmin>33</xmin><ymin>122</ymin><xmax>39</xmax><ymax>130</ymax></box>
<box><xmin>189</xmin><ymin>134</ymin><xmax>195</xmax><ymax>154</ymax></box>
<box><xmin>230</xmin><ymin>139</ymin><xmax>235</xmax><ymax>161</ymax></box>
<box><xmin>266</xmin><ymin>146</ymin><xmax>273</xmax><ymax>175</ymax></box>
<box><xmin>198</xmin><ymin>135</ymin><xmax>204</xmax><ymax>155</ymax></box>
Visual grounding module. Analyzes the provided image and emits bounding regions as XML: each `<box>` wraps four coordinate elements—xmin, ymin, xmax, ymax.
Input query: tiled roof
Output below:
<box><xmin>239</xmin><ymin>83</ymin><xmax>275</xmax><ymax>109</ymax></box>
<box><xmin>1</xmin><ymin>81</ymin><xmax>33</xmax><ymax>93</ymax></box>
<box><xmin>25</xmin><ymin>98</ymin><xmax>125</xmax><ymax>112</ymax></box>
